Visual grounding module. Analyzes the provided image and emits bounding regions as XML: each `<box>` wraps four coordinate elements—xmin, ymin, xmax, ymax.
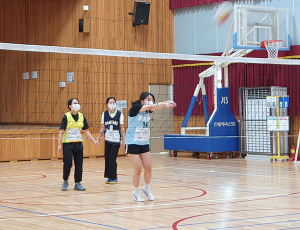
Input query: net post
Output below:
<box><xmin>181</xmin><ymin>84</ymin><xmax>201</xmax><ymax>135</ymax></box>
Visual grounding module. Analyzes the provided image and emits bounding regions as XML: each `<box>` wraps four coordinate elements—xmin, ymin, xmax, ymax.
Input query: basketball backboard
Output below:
<box><xmin>233</xmin><ymin>5</ymin><xmax>290</xmax><ymax>51</ymax></box>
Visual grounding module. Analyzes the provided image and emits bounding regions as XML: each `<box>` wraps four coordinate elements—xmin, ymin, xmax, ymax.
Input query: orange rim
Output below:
<box><xmin>260</xmin><ymin>40</ymin><xmax>283</xmax><ymax>48</ymax></box>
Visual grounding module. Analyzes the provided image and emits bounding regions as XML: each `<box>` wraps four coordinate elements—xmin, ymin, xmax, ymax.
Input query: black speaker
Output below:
<box><xmin>79</xmin><ymin>19</ymin><xmax>84</xmax><ymax>32</ymax></box>
<box><xmin>79</xmin><ymin>18</ymin><xmax>90</xmax><ymax>33</ymax></box>
<box><xmin>132</xmin><ymin>1</ymin><xmax>150</xmax><ymax>27</ymax></box>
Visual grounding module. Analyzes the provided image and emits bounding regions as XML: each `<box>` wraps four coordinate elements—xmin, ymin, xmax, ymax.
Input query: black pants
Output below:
<box><xmin>104</xmin><ymin>141</ymin><xmax>120</xmax><ymax>180</ymax></box>
<box><xmin>63</xmin><ymin>147</ymin><xmax>83</xmax><ymax>183</ymax></box>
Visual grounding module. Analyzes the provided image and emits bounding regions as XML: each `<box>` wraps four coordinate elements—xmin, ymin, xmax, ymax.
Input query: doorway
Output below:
<box><xmin>149</xmin><ymin>84</ymin><xmax>174</xmax><ymax>153</ymax></box>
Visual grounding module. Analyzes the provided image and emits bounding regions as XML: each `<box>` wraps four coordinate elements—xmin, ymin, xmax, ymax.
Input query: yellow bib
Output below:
<box><xmin>62</xmin><ymin>112</ymin><xmax>84</xmax><ymax>143</ymax></box>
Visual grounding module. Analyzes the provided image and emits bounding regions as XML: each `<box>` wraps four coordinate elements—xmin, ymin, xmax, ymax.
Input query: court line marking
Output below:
<box><xmin>207</xmin><ymin>219</ymin><xmax>300</xmax><ymax>230</ymax></box>
<box><xmin>163</xmin><ymin>166</ymin><xmax>300</xmax><ymax>181</ymax></box>
<box><xmin>278</xmin><ymin>227</ymin><xmax>300</xmax><ymax>230</ymax></box>
<box><xmin>0</xmin><ymin>186</ymin><xmax>206</xmax><ymax>206</ymax></box>
<box><xmin>1</xmin><ymin>160</ymin><xmax>299</xmax><ymax>227</ymax></box>
<box><xmin>0</xmin><ymin>204</ymin><xmax>129</xmax><ymax>230</ymax></box>
<box><xmin>0</xmin><ymin>192</ymin><xmax>296</xmax><ymax>220</ymax></box>
<box><xmin>0</xmin><ymin>167</ymin><xmax>296</xmax><ymax>199</ymax></box>
<box><xmin>171</xmin><ymin>210</ymin><xmax>300</xmax><ymax>230</ymax></box>
<box><xmin>1</xmin><ymin>164</ymin><xmax>299</xmax><ymax>180</ymax></box>
<box><xmin>140</xmin><ymin>211</ymin><xmax>300</xmax><ymax>230</ymax></box>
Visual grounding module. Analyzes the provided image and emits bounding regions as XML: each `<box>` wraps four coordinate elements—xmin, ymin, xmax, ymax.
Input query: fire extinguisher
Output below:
<box><xmin>290</xmin><ymin>145</ymin><xmax>296</xmax><ymax>161</ymax></box>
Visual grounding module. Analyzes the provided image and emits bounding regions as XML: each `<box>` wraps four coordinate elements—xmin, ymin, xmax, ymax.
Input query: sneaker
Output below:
<box><xmin>105</xmin><ymin>179</ymin><xmax>111</xmax><ymax>184</ymax></box>
<box><xmin>132</xmin><ymin>192</ymin><xmax>144</xmax><ymax>202</ymax></box>
<box><xmin>109</xmin><ymin>179</ymin><xmax>118</xmax><ymax>184</ymax></box>
<box><xmin>61</xmin><ymin>180</ymin><xmax>68</xmax><ymax>191</ymax></box>
<box><xmin>74</xmin><ymin>182</ymin><xmax>86</xmax><ymax>191</ymax></box>
<box><xmin>142</xmin><ymin>188</ymin><xmax>155</xmax><ymax>201</ymax></box>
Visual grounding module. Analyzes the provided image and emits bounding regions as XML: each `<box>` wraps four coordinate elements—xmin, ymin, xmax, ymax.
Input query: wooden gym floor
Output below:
<box><xmin>0</xmin><ymin>152</ymin><xmax>300</xmax><ymax>230</ymax></box>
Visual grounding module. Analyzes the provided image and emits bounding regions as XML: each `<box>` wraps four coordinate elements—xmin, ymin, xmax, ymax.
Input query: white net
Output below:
<box><xmin>264</xmin><ymin>40</ymin><xmax>282</xmax><ymax>59</ymax></box>
<box><xmin>1</xmin><ymin>42</ymin><xmax>300</xmax><ymax>160</ymax></box>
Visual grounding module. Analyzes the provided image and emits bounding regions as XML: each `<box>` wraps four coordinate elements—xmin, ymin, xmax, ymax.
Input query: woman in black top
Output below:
<box><xmin>57</xmin><ymin>98</ymin><xmax>98</xmax><ymax>191</ymax></box>
<box><xmin>97</xmin><ymin>97</ymin><xmax>126</xmax><ymax>184</ymax></box>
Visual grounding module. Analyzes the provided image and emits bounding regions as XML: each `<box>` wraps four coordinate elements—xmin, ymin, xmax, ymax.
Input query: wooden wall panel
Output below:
<box><xmin>0</xmin><ymin>130</ymin><xmax>107</xmax><ymax>162</ymax></box>
<box><xmin>0</xmin><ymin>0</ymin><xmax>174</xmax><ymax>161</ymax></box>
<box><xmin>290</xmin><ymin>116</ymin><xmax>300</xmax><ymax>147</ymax></box>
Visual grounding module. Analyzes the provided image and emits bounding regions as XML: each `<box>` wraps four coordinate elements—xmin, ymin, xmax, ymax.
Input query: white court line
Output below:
<box><xmin>163</xmin><ymin>167</ymin><xmax>300</xmax><ymax>181</ymax></box>
<box><xmin>0</xmin><ymin>192</ymin><xmax>296</xmax><ymax>221</ymax></box>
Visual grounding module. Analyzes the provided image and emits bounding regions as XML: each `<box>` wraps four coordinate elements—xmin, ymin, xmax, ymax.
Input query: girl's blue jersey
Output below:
<box><xmin>125</xmin><ymin>110</ymin><xmax>151</xmax><ymax>145</ymax></box>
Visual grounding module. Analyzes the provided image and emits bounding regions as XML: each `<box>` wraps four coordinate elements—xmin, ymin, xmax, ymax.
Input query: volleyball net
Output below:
<box><xmin>1</xmin><ymin>42</ymin><xmax>300</xmax><ymax>149</ymax></box>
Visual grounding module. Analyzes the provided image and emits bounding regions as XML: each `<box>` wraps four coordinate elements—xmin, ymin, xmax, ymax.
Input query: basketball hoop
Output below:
<box><xmin>261</xmin><ymin>40</ymin><xmax>283</xmax><ymax>59</ymax></box>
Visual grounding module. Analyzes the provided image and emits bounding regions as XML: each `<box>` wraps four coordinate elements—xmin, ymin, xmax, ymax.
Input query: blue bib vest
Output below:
<box><xmin>125</xmin><ymin>110</ymin><xmax>151</xmax><ymax>145</ymax></box>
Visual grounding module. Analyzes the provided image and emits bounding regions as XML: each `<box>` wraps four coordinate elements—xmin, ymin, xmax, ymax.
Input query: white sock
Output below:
<box><xmin>144</xmin><ymin>183</ymin><xmax>150</xmax><ymax>190</ymax></box>
<box><xmin>134</xmin><ymin>187</ymin><xmax>140</xmax><ymax>193</ymax></box>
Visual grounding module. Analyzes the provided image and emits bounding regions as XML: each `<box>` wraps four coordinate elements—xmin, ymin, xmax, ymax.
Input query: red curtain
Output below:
<box><xmin>173</xmin><ymin>63</ymin><xmax>300</xmax><ymax>116</ymax></box>
<box><xmin>170</xmin><ymin>0</ymin><xmax>228</xmax><ymax>10</ymax></box>
<box><xmin>174</xmin><ymin>65</ymin><xmax>214</xmax><ymax>116</ymax></box>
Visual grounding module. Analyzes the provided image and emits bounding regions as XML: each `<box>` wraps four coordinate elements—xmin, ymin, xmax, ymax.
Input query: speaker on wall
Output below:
<box><xmin>79</xmin><ymin>19</ymin><xmax>84</xmax><ymax>32</ymax></box>
<box><xmin>132</xmin><ymin>1</ymin><xmax>150</xmax><ymax>27</ymax></box>
<box><xmin>79</xmin><ymin>18</ymin><xmax>90</xmax><ymax>33</ymax></box>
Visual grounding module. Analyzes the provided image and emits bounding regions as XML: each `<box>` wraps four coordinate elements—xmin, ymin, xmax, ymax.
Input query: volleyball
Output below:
<box><xmin>214</xmin><ymin>1</ymin><xmax>233</xmax><ymax>26</ymax></box>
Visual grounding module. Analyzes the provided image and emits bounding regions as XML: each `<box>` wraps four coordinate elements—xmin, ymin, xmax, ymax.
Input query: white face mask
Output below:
<box><xmin>145</xmin><ymin>101</ymin><xmax>153</xmax><ymax>105</ymax></box>
<box><xmin>108</xmin><ymin>103</ymin><xmax>117</xmax><ymax>110</ymax></box>
<box><xmin>72</xmin><ymin>104</ymin><xmax>81</xmax><ymax>112</ymax></box>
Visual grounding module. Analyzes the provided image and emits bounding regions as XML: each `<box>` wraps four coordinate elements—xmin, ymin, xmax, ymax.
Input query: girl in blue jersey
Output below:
<box><xmin>57</xmin><ymin>98</ymin><xmax>99</xmax><ymax>191</ymax></box>
<box><xmin>97</xmin><ymin>97</ymin><xmax>126</xmax><ymax>184</ymax></box>
<box><xmin>125</xmin><ymin>92</ymin><xmax>176</xmax><ymax>202</ymax></box>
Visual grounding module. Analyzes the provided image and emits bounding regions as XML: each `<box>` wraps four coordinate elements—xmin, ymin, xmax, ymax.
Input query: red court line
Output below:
<box><xmin>78</xmin><ymin>191</ymin><xmax>300</xmax><ymax>216</ymax></box>
<box><xmin>0</xmin><ymin>186</ymin><xmax>206</xmax><ymax>206</ymax></box>
<box><xmin>2</xmin><ymin>186</ymin><xmax>299</xmax><ymax>223</ymax></box>
<box><xmin>2</xmin><ymin>205</ymin><xmax>300</xmax><ymax>223</ymax></box>
<box><xmin>171</xmin><ymin>208</ymin><xmax>300</xmax><ymax>230</ymax></box>
<box><xmin>93</xmin><ymin>191</ymin><xmax>300</xmax><ymax>215</ymax></box>
<box><xmin>172</xmin><ymin>191</ymin><xmax>300</xmax><ymax>230</ymax></box>
<box><xmin>0</xmin><ymin>191</ymin><xmax>299</xmax><ymax>222</ymax></box>
<box><xmin>1</xmin><ymin>174</ymin><xmax>46</xmax><ymax>182</ymax></box>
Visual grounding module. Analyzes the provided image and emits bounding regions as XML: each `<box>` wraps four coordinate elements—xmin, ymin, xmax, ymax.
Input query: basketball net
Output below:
<box><xmin>264</xmin><ymin>40</ymin><xmax>282</xmax><ymax>59</ymax></box>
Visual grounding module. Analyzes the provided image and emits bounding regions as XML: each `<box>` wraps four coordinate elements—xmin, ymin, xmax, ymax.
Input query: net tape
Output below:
<box><xmin>1</xmin><ymin>42</ymin><xmax>300</xmax><ymax>65</ymax></box>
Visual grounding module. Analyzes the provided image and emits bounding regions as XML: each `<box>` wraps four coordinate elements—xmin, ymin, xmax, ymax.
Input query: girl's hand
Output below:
<box><xmin>57</xmin><ymin>146</ymin><xmax>62</xmax><ymax>154</ymax></box>
<box><xmin>93</xmin><ymin>139</ymin><xmax>99</xmax><ymax>146</ymax></box>
<box><xmin>166</xmin><ymin>101</ymin><xmax>177</xmax><ymax>108</ymax></box>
